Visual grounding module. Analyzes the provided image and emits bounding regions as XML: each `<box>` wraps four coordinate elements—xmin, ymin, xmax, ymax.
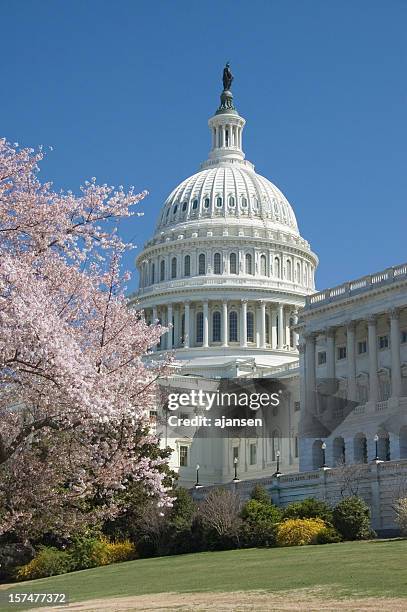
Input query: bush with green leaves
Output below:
<box><xmin>17</xmin><ymin>546</ymin><xmax>71</xmax><ymax>581</ymax></box>
<box><xmin>250</xmin><ymin>484</ymin><xmax>271</xmax><ymax>504</ymax></box>
<box><xmin>314</xmin><ymin>525</ymin><xmax>342</xmax><ymax>544</ymax></box>
<box><xmin>68</xmin><ymin>534</ymin><xmax>110</xmax><ymax>570</ymax></box>
<box><xmin>332</xmin><ymin>496</ymin><xmax>375</xmax><ymax>540</ymax></box>
<box><xmin>282</xmin><ymin>498</ymin><xmax>333</xmax><ymax>523</ymax></box>
<box><xmin>240</xmin><ymin>498</ymin><xmax>282</xmax><ymax>547</ymax></box>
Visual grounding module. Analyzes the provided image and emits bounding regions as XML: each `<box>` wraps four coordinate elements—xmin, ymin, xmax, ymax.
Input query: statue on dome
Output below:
<box><xmin>222</xmin><ymin>63</ymin><xmax>233</xmax><ymax>91</ymax></box>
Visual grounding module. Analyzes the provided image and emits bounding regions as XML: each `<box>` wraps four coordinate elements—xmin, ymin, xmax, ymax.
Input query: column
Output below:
<box><xmin>326</xmin><ymin>328</ymin><xmax>336</xmax><ymax>380</ymax></box>
<box><xmin>277</xmin><ymin>303</ymin><xmax>284</xmax><ymax>349</ymax></box>
<box><xmin>292</xmin><ymin>310</ymin><xmax>299</xmax><ymax>348</ymax></box>
<box><xmin>285</xmin><ymin>309</ymin><xmax>290</xmax><ymax>349</ymax></box>
<box><xmin>305</xmin><ymin>332</ymin><xmax>317</xmax><ymax>413</ymax></box>
<box><xmin>203</xmin><ymin>300</ymin><xmax>209</xmax><ymax>348</ymax></box>
<box><xmin>390</xmin><ymin>308</ymin><xmax>402</xmax><ymax>399</ymax></box>
<box><xmin>368</xmin><ymin>315</ymin><xmax>378</xmax><ymax>405</ymax></box>
<box><xmin>167</xmin><ymin>303</ymin><xmax>173</xmax><ymax>349</ymax></box>
<box><xmin>222</xmin><ymin>300</ymin><xmax>228</xmax><ymax>347</ymax></box>
<box><xmin>271</xmin><ymin>307</ymin><xmax>277</xmax><ymax>349</ymax></box>
<box><xmin>346</xmin><ymin>321</ymin><xmax>357</xmax><ymax>400</ymax></box>
<box><xmin>184</xmin><ymin>301</ymin><xmax>190</xmax><ymax>348</ymax></box>
<box><xmin>260</xmin><ymin>301</ymin><xmax>266</xmax><ymax>349</ymax></box>
<box><xmin>173</xmin><ymin>305</ymin><xmax>180</xmax><ymax>348</ymax></box>
<box><xmin>240</xmin><ymin>300</ymin><xmax>247</xmax><ymax>348</ymax></box>
<box><xmin>152</xmin><ymin>306</ymin><xmax>158</xmax><ymax>322</ymax></box>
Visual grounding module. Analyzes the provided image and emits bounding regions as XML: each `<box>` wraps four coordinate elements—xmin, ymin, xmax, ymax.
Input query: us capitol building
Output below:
<box><xmin>130</xmin><ymin>66</ymin><xmax>407</xmax><ymax>490</ymax></box>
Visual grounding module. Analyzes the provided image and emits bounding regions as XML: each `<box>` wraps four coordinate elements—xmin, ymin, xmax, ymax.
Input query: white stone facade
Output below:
<box><xmin>297</xmin><ymin>263</ymin><xmax>407</xmax><ymax>472</ymax></box>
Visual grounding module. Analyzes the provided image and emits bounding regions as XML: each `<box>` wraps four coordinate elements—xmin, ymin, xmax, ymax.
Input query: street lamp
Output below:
<box><xmin>374</xmin><ymin>434</ymin><xmax>379</xmax><ymax>461</ymax></box>
<box><xmin>321</xmin><ymin>441</ymin><xmax>327</xmax><ymax>468</ymax></box>
<box><xmin>233</xmin><ymin>457</ymin><xmax>240</xmax><ymax>482</ymax></box>
<box><xmin>194</xmin><ymin>464</ymin><xmax>202</xmax><ymax>488</ymax></box>
<box><xmin>273</xmin><ymin>449</ymin><xmax>282</xmax><ymax>476</ymax></box>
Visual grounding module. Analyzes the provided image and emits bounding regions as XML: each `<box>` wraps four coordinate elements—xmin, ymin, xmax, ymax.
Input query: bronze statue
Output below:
<box><xmin>222</xmin><ymin>62</ymin><xmax>233</xmax><ymax>91</ymax></box>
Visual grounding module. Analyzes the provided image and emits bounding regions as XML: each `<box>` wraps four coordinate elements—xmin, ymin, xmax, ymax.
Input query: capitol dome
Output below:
<box><xmin>131</xmin><ymin>67</ymin><xmax>318</xmax><ymax>376</ymax></box>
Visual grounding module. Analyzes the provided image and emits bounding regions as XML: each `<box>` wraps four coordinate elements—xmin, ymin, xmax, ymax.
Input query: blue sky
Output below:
<box><xmin>2</xmin><ymin>0</ymin><xmax>406</xmax><ymax>294</ymax></box>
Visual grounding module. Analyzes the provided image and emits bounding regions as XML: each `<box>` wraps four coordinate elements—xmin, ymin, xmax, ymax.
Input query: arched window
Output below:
<box><xmin>182</xmin><ymin>201</ymin><xmax>188</xmax><ymax>212</ymax></box>
<box><xmin>229</xmin><ymin>252</ymin><xmax>237</xmax><ymax>274</ymax></box>
<box><xmin>151</xmin><ymin>263</ymin><xmax>155</xmax><ymax>284</ymax></box>
<box><xmin>160</xmin><ymin>260</ymin><xmax>165</xmax><ymax>282</ymax></box>
<box><xmin>333</xmin><ymin>437</ymin><xmax>345</xmax><ymax>466</ymax></box>
<box><xmin>196</xmin><ymin>312</ymin><xmax>203</xmax><ymax>344</ymax></box>
<box><xmin>204</xmin><ymin>197</ymin><xmax>210</xmax><ymax>209</ymax></box>
<box><xmin>198</xmin><ymin>253</ymin><xmax>206</xmax><ymax>275</ymax></box>
<box><xmin>212</xmin><ymin>311</ymin><xmax>221</xmax><ymax>342</ymax></box>
<box><xmin>304</xmin><ymin>266</ymin><xmax>309</xmax><ymax>286</ymax></box>
<box><xmin>354</xmin><ymin>433</ymin><xmax>368</xmax><ymax>464</ymax></box>
<box><xmin>272</xmin><ymin>429</ymin><xmax>281</xmax><ymax>461</ymax></box>
<box><xmin>229</xmin><ymin>195</ymin><xmax>235</xmax><ymax>208</ymax></box>
<box><xmin>312</xmin><ymin>439</ymin><xmax>324</xmax><ymax>469</ymax></box>
<box><xmin>214</xmin><ymin>252</ymin><xmax>221</xmax><ymax>274</ymax></box>
<box><xmin>260</xmin><ymin>254</ymin><xmax>267</xmax><ymax>276</ymax></box>
<box><xmin>171</xmin><ymin>257</ymin><xmax>177</xmax><ymax>279</ymax></box>
<box><xmin>241</xmin><ymin>196</ymin><xmax>248</xmax><ymax>209</ymax></box>
<box><xmin>274</xmin><ymin>257</ymin><xmax>280</xmax><ymax>278</ymax></box>
<box><xmin>184</xmin><ymin>255</ymin><xmax>191</xmax><ymax>277</ymax></box>
<box><xmin>287</xmin><ymin>259</ymin><xmax>292</xmax><ymax>281</ymax></box>
<box><xmin>216</xmin><ymin>196</ymin><xmax>223</xmax><ymax>208</ymax></box>
<box><xmin>265</xmin><ymin>313</ymin><xmax>270</xmax><ymax>344</ymax></box>
<box><xmin>229</xmin><ymin>311</ymin><xmax>238</xmax><ymax>342</ymax></box>
<box><xmin>296</xmin><ymin>262</ymin><xmax>301</xmax><ymax>283</ymax></box>
<box><xmin>245</xmin><ymin>253</ymin><xmax>253</xmax><ymax>275</ymax></box>
<box><xmin>173</xmin><ymin>204</ymin><xmax>178</xmax><ymax>215</ymax></box>
<box><xmin>247</xmin><ymin>311</ymin><xmax>254</xmax><ymax>342</ymax></box>
<box><xmin>377</xmin><ymin>430</ymin><xmax>390</xmax><ymax>461</ymax></box>
<box><xmin>192</xmin><ymin>199</ymin><xmax>198</xmax><ymax>210</ymax></box>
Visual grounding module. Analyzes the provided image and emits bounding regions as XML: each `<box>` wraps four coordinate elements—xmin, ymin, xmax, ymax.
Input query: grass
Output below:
<box><xmin>2</xmin><ymin>539</ymin><xmax>407</xmax><ymax>609</ymax></box>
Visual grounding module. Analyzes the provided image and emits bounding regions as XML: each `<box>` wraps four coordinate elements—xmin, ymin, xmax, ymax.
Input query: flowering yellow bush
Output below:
<box><xmin>103</xmin><ymin>539</ymin><xmax>137</xmax><ymax>564</ymax></box>
<box><xmin>277</xmin><ymin>518</ymin><xmax>326</xmax><ymax>546</ymax></box>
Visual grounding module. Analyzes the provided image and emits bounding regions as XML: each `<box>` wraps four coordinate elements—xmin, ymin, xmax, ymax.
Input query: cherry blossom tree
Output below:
<box><xmin>0</xmin><ymin>138</ymin><xmax>171</xmax><ymax>539</ymax></box>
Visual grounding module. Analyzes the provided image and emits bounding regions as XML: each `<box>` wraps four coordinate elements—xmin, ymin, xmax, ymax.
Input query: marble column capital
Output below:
<box><xmin>388</xmin><ymin>307</ymin><xmax>400</xmax><ymax>320</ymax></box>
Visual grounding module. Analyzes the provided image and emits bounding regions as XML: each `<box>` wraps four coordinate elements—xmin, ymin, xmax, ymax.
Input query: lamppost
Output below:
<box><xmin>374</xmin><ymin>434</ymin><xmax>379</xmax><ymax>461</ymax></box>
<box><xmin>321</xmin><ymin>441</ymin><xmax>327</xmax><ymax>468</ymax></box>
<box><xmin>273</xmin><ymin>449</ymin><xmax>282</xmax><ymax>476</ymax></box>
<box><xmin>194</xmin><ymin>464</ymin><xmax>202</xmax><ymax>488</ymax></box>
<box><xmin>233</xmin><ymin>457</ymin><xmax>240</xmax><ymax>482</ymax></box>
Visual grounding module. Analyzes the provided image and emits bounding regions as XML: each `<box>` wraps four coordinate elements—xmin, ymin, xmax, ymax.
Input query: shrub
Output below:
<box><xmin>240</xmin><ymin>499</ymin><xmax>282</xmax><ymax>547</ymax></box>
<box><xmin>282</xmin><ymin>498</ymin><xmax>333</xmax><ymax>523</ymax></box>
<box><xmin>277</xmin><ymin>518</ymin><xmax>326</xmax><ymax>546</ymax></box>
<box><xmin>332</xmin><ymin>496</ymin><xmax>374</xmax><ymax>541</ymax></box>
<box><xmin>199</xmin><ymin>488</ymin><xmax>242</xmax><ymax>549</ymax></box>
<box><xmin>0</xmin><ymin>542</ymin><xmax>35</xmax><ymax>581</ymax></box>
<box><xmin>250</xmin><ymin>484</ymin><xmax>271</xmax><ymax>504</ymax></box>
<box><xmin>315</xmin><ymin>525</ymin><xmax>342</xmax><ymax>544</ymax></box>
<box><xmin>394</xmin><ymin>497</ymin><xmax>407</xmax><ymax>535</ymax></box>
<box><xmin>68</xmin><ymin>535</ymin><xmax>109</xmax><ymax>570</ymax></box>
<box><xmin>16</xmin><ymin>546</ymin><xmax>71</xmax><ymax>581</ymax></box>
<box><xmin>101</xmin><ymin>539</ymin><xmax>137</xmax><ymax>564</ymax></box>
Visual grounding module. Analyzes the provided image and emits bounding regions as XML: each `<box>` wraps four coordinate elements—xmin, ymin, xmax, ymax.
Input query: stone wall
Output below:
<box><xmin>192</xmin><ymin>458</ymin><xmax>407</xmax><ymax>535</ymax></box>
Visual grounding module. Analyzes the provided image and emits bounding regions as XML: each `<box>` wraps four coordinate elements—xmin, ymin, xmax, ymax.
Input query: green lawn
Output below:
<box><xmin>2</xmin><ymin>540</ymin><xmax>407</xmax><ymax>610</ymax></box>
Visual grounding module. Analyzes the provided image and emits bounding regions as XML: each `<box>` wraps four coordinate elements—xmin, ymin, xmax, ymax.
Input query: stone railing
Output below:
<box><xmin>306</xmin><ymin>262</ymin><xmax>407</xmax><ymax>309</ymax></box>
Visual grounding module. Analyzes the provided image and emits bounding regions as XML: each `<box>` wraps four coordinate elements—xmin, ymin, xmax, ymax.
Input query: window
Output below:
<box><xmin>228</xmin><ymin>195</ymin><xmax>235</xmax><ymax>208</ymax></box>
<box><xmin>182</xmin><ymin>201</ymin><xmax>187</xmax><ymax>212</ymax></box>
<box><xmin>245</xmin><ymin>253</ymin><xmax>253</xmax><ymax>275</ymax></box>
<box><xmin>274</xmin><ymin>257</ymin><xmax>280</xmax><ymax>278</ymax></box>
<box><xmin>402</xmin><ymin>330</ymin><xmax>407</xmax><ymax>344</ymax></box>
<box><xmin>214</xmin><ymin>252</ymin><xmax>222</xmax><ymax>274</ymax></box>
<box><xmin>212</xmin><ymin>311</ymin><xmax>221</xmax><ymax>342</ymax></box>
<box><xmin>247</xmin><ymin>311</ymin><xmax>254</xmax><ymax>343</ymax></box>
<box><xmin>358</xmin><ymin>340</ymin><xmax>367</xmax><ymax>354</ymax></box>
<box><xmin>318</xmin><ymin>351</ymin><xmax>327</xmax><ymax>365</ymax></box>
<box><xmin>260</xmin><ymin>254</ymin><xmax>267</xmax><ymax>276</ymax></box>
<box><xmin>230</xmin><ymin>252</ymin><xmax>237</xmax><ymax>274</ymax></box>
<box><xmin>229</xmin><ymin>311</ymin><xmax>238</xmax><ymax>342</ymax></box>
<box><xmin>196</xmin><ymin>312</ymin><xmax>203</xmax><ymax>344</ymax></box>
<box><xmin>249</xmin><ymin>443</ymin><xmax>257</xmax><ymax>465</ymax></box>
<box><xmin>204</xmin><ymin>197</ymin><xmax>210</xmax><ymax>209</ymax></box>
<box><xmin>192</xmin><ymin>199</ymin><xmax>198</xmax><ymax>210</ymax></box>
<box><xmin>379</xmin><ymin>335</ymin><xmax>389</xmax><ymax>350</ymax></box>
<box><xmin>173</xmin><ymin>204</ymin><xmax>178</xmax><ymax>215</ymax></box>
<box><xmin>296</xmin><ymin>262</ymin><xmax>301</xmax><ymax>282</ymax></box>
<box><xmin>252</xmin><ymin>197</ymin><xmax>259</xmax><ymax>210</ymax></box>
<box><xmin>216</xmin><ymin>196</ymin><xmax>223</xmax><ymax>208</ymax></box>
<box><xmin>241</xmin><ymin>196</ymin><xmax>248</xmax><ymax>208</ymax></box>
<box><xmin>294</xmin><ymin>401</ymin><xmax>300</xmax><ymax>412</ymax></box>
<box><xmin>337</xmin><ymin>346</ymin><xmax>347</xmax><ymax>360</ymax></box>
<box><xmin>160</xmin><ymin>260</ymin><xmax>165</xmax><ymax>282</ymax></box>
<box><xmin>286</xmin><ymin>259</ymin><xmax>292</xmax><ymax>280</ymax></box>
<box><xmin>265</xmin><ymin>313</ymin><xmax>270</xmax><ymax>344</ymax></box>
<box><xmin>294</xmin><ymin>436</ymin><xmax>299</xmax><ymax>458</ymax></box>
<box><xmin>198</xmin><ymin>253</ymin><xmax>206</xmax><ymax>275</ymax></box>
<box><xmin>171</xmin><ymin>257</ymin><xmax>177</xmax><ymax>279</ymax></box>
<box><xmin>184</xmin><ymin>255</ymin><xmax>190</xmax><ymax>277</ymax></box>
<box><xmin>151</xmin><ymin>263</ymin><xmax>155</xmax><ymax>284</ymax></box>
<box><xmin>179</xmin><ymin>445</ymin><xmax>188</xmax><ymax>467</ymax></box>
